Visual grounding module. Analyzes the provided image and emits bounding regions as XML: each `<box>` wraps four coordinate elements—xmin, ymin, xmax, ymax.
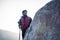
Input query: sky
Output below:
<box><xmin>0</xmin><ymin>0</ymin><xmax>51</xmax><ymax>33</ymax></box>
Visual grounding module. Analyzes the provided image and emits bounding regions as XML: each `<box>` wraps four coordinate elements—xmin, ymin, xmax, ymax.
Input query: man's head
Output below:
<box><xmin>22</xmin><ymin>10</ymin><xmax>27</xmax><ymax>16</ymax></box>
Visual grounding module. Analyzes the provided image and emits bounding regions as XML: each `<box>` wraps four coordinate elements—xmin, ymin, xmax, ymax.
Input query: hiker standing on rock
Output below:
<box><xmin>18</xmin><ymin>10</ymin><xmax>32</xmax><ymax>39</ymax></box>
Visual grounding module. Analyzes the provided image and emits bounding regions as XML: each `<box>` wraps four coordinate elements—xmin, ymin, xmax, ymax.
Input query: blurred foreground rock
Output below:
<box><xmin>24</xmin><ymin>0</ymin><xmax>60</xmax><ymax>40</ymax></box>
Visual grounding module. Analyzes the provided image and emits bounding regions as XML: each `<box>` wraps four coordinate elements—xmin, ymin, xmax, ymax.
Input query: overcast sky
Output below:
<box><xmin>0</xmin><ymin>0</ymin><xmax>51</xmax><ymax>34</ymax></box>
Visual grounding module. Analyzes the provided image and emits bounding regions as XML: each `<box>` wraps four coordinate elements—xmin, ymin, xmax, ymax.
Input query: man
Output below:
<box><xmin>18</xmin><ymin>10</ymin><xmax>32</xmax><ymax>39</ymax></box>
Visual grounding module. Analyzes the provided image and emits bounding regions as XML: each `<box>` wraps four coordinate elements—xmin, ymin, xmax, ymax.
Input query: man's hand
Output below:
<box><xmin>19</xmin><ymin>26</ymin><xmax>21</xmax><ymax>29</ymax></box>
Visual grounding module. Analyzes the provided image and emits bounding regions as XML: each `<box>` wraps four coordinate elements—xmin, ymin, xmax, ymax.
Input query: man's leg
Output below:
<box><xmin>22</xmin><ymin>30</ymin><xmax>26</xmax><ymax>39</ymax></box>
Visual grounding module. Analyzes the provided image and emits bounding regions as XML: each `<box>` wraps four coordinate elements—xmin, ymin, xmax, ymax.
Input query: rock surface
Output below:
<box><xmin>24</xmin><ymin>0</ymin><xmax>60</xmax><ymax>40</ymax></box>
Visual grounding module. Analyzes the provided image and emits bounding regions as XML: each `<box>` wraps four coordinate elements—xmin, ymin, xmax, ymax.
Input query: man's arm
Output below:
<box><xmin>30</xmin><ymin>17</ymin><xmax>32</xmax><ymax>24</ymax></box>
<box><xmin>18</xmin><ymin>19</ymin><xmax>21</xmax><ymax>29</ymax></box>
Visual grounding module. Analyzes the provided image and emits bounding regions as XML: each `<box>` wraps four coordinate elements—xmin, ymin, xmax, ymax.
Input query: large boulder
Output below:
<box><xmin>24</xmin><ymin>0</ymin><xmax>60</xmax><ymax>40</ymax></box>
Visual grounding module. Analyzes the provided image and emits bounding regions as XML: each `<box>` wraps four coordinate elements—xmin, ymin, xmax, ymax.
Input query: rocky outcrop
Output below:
<box><xmin>24</xmin><ymin>0</ymin><xmax>60</xmax><ymax>40</ymax></box>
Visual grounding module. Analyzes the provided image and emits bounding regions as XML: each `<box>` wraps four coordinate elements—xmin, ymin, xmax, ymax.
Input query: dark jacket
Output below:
<box><xmin>18</xmin><ymin>15</ymin><xmax>32</xmax><ymax>30</ymax></box>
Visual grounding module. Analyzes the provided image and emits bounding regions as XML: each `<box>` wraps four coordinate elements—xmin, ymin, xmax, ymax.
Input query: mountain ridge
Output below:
<box><xmin>0</xmin><ymin>29</ymin><xmax>19</xmax><ymax>40</ymax></box>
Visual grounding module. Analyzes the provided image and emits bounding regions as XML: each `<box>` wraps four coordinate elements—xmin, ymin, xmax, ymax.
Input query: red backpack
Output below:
<box><xmin>21</xmin><ymin>16</ymin><xmax>30</xmax><ymax>30</ymax></box>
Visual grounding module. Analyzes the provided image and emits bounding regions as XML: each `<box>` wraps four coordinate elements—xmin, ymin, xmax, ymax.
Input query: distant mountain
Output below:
<box><xmin>0</xmin><ymin>30</ymin><xmax>19</xmax><ymax>40</ymax></box>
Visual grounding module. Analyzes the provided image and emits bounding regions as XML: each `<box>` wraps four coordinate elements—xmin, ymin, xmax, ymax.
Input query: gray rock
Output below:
<box><xmin>24</xmin><ymin>0</ymin><xmax>60</xmax><ymax>40</ymax></box>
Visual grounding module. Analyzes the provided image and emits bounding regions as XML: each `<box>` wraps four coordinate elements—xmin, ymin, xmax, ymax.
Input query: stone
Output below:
<box><xmin>24</xmin><ymin>0</ymin><xmax>60</xmax><ymax>40</ymax></box>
